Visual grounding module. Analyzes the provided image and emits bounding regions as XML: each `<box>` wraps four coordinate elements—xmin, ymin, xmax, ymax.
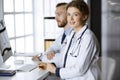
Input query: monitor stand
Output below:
<box><xmin>0</xmin><ymin>63</ymin><xmax>10</xmax><ymax>70</ymax></box>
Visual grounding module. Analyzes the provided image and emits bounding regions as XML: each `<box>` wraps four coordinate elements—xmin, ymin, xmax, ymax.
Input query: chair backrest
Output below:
<box><xmin>97</xmin><ymin>57</ymin><xmax>116</xmax><ymax>80</ymax></box>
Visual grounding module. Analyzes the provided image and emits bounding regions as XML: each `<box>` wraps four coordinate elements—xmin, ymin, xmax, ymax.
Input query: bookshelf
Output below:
<box><xmin>43</xmin><ymin>0</ymin><xmax>71</xmax><ymax>51</ymax></box>
<box><xmin>44</xmin><ymin>17</ymin><xmax>62</xmax><ymax>39</ymax></box>
<box><xmin>44</xmin><ymin>39</ymin><xmax>55</xmax><ymax>51</ymax></box>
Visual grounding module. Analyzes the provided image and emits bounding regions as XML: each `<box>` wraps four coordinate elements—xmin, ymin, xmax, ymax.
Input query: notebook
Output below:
<box><xmin>0</xmin><ymin>70</ymin><xmax>16</xmax><ymax>76</ymax></box>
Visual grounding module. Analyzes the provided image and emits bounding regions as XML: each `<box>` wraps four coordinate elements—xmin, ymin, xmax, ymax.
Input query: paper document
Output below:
<box><xmin>17</xmin><ymin>64</ymin><xmax>37</xmax><ymax>72</ymax></box>
<box><xmin>14</xmin><ymin>52</ymin><xmax>41</xmax><ymax>57</ymax></box>
<box><xmin>0</xmin><ymin>64</ymin><xmax>10</xmax><ymax>70</ymax></box>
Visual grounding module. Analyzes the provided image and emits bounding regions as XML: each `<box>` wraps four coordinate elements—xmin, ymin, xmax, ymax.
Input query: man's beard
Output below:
<box><xmin>58</xmin><ymin>22</ymin><xmax>67</xmax><ymax>28</ymax></box>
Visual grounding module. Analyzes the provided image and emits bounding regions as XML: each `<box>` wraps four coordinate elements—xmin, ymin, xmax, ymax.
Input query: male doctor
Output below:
<box><xmin>32</xmin><ymin>2</ymin><xmax>72</xmax><ymax>80</ymax></box>
<box><xmin>32</xmin><ymin>2</ymin><xmax>72</xmax><ymax>67</ymax></box>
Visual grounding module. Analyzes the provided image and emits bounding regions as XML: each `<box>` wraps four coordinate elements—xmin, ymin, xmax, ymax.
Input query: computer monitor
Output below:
<box><xmin>0</xmin><ymin>20</ymin><xmax>13</xmax><ymax>69</ymax></box>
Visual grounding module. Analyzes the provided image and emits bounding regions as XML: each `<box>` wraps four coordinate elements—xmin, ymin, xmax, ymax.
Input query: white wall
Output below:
<box><xmin>33</xmin><ymin>0</ymin><xmax>44</xmax><ymax>52</ymax></box>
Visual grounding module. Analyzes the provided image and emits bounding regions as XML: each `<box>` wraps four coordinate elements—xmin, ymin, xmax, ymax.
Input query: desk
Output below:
<box><xmin>0</xmin><ymin>56</ymin><xmax>49</xmax><ymax>80</ymax></box>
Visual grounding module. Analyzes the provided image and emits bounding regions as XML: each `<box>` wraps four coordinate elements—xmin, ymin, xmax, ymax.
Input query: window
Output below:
<box><xmin>3</xmin><ymin>0</ymin><xmax>73</xmax><ymax>53</ymax></box>
<box><xmin>4</xmin><ymin>0</ymin><xmax>33</xmax><ymax>53</ymax></box>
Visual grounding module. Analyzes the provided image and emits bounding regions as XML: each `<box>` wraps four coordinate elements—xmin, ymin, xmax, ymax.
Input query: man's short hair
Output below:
<box><xmin>56</xmin><ymin>2</ymin><xmax>67</xmax><ymax>7</ymax></box>
<box><xmin>72</xmin><ymin>0</ymin><xmax>83</xmax><ymax>1</ymax></box>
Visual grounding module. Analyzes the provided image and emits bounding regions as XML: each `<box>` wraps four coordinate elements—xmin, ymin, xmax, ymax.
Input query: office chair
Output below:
<box><xmin>97</xmin><ymin>57</ymin><xmax>116</xmax><ymax>80</ymax></box>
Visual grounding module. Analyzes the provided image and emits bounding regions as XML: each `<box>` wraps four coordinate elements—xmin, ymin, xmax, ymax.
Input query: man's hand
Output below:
<box><xmin>32</xmin><ymin>55</ymin><xmax>40</xmax><ymax>61</ymax></box>
<box><xmin>46</xmin><ymin>51</ymin><xmax>55</xmax><ymax>60</ymax></box>
<box><xmin>38</xmin><ymin>62</ymin><xmax>56</xmax><ymax>74</ymax></box>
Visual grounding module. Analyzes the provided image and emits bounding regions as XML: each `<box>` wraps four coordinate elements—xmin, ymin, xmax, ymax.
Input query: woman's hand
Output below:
<box><xmin>38</xmin><ymin>62</ymin><xmax>47</xmax><ymax>70</ymax></box>
<box><xmin>38</xmin><ymin>62</ymin><xmax>56</xmax><ymax>74</ymax></box>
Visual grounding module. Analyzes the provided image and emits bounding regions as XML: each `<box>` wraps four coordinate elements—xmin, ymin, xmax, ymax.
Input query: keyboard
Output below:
<box><xmin>17</xmin><ymin>64</ymin><xmax>37</xmax><ymax>72</ymax></box>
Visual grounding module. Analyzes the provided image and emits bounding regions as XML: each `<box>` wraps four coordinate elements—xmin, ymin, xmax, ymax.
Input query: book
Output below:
<box><xmin>0</xmin><ymin>70</ymin><xmax>16</xmax><ymax>76</ymax></box>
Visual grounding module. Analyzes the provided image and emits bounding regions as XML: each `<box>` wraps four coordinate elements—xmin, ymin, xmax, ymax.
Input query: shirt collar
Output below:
<box><xmin>64</xmin><ymin>27</ymin><xmax>73</xmax><ymax>36</ymax></box>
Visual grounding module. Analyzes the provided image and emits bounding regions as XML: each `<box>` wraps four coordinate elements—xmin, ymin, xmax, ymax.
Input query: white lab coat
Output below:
<box><xmin>42</xmin><ymin>28</ymin><xmax>73</xmax><ymax>67</ymax></box>
<box><xmin>56</xmin><ymin>25</ymin><xmax>100</xmax><ymax>80</ymax></box>
<box><xmin>41</xmin><ymin>32</ymin><xmax>64</xmax><ymax>67</ymax></box>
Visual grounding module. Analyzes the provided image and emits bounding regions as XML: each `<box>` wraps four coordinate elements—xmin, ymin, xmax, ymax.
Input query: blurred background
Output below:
<box><xmin>0</xmin><ymin>0</ymin><xmax>120</xmax><ymax>79</ymax></box>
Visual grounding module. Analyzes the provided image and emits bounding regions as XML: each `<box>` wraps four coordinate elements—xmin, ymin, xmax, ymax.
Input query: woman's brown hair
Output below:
<box><xmin>66</xmin><ymin>1</ymin><xmax>89</xmax><ymax>24</ymax></box>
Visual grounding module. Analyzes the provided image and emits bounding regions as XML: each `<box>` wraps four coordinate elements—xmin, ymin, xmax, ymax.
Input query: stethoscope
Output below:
<box><xmin>69</xmin><ymin>26</ymin><xmax>88</xmax><ymax>57</ymax></box>
<box><xmin>63</xmin><ymin>25</ymin><xmax>88</xmax><ymax>67</ymax></box>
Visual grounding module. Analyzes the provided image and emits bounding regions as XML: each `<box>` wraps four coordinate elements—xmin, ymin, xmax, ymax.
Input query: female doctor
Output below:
<box><xmin>38</xmin><ymin>1</ymin><xmax>100</xmax><ymax>80</ymax></box>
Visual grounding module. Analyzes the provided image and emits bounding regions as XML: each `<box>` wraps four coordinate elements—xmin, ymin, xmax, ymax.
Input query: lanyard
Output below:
<box><xmin>63</xmin><ymin>26</ymin><xmax>88</xmax><ymax>67</ymax></box>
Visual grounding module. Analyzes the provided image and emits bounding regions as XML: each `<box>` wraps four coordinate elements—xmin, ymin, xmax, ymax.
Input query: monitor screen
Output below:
<box><xmin>0</xmin><ymin>20</ymin><xmax>13</xmax><ymax>63</ymax></box>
